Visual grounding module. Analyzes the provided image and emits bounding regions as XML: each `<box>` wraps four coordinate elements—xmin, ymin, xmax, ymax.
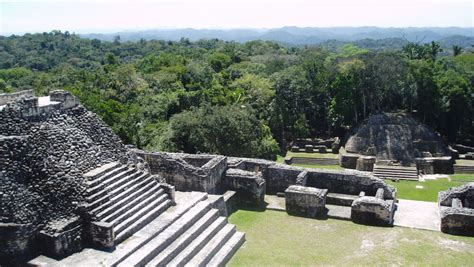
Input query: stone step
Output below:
<box><xmin>374</xmin><ymin>169</ymin><xmax>418</xmax><ymax>174</ymax></box>
<box><xmin>84</xmin><ymin>162</ymin><xmax>121</xmax><ymax>181</ymax></box>
<box><xmin>184</xmin><ymin>224</ymin><xmax>236</xmax><ymax>267</ymax></box>
<box><xmin>87</xmin><ymin>165</ymin><xmax>131</xmax><ymax>192</ymax></box>
<box><xmin>88</xmin><ymin>173</ymin><xmax>151</xmax><ymax>210</ymax></box>
<box><xmin>90</xmin><ymin>169</ymin><xmax>143</xmax><ymax>198</ymax></box>
<box><xmin>97</xmin><ymin>183</ymin><xmax>162</xmax><ymax>220</ymax></box>
<box><xmin>116</xmin><ymin>201</ymin><xmax>212</xmax><ymax>267</ymax></box>
<box><xmin>115</xmin><ymin>198</ymin><xmax>173</xmax><ymax>244</ymax></box>
<box><xmin>167</xmin><ymin>217</ymin><xmax>228</xmax><ymax>267</ymax></box>
<box><xmin>114</xmin><ymin>193</ymin><xmax>169</xmax><ymax>231</ymax></box>
<box><xmin>92</xmin><ymin>175</ymin><xmax>155</xmax><ymax>213</ymax></box>
<box><xmin>103</xmin><ymin>188</ymin><xmax>165</xmax><ymax>223</ymax></box>
<box><xmin>207</xmin><ymin>231</ymin><xmax>246</xmax><ymax>267</ymax></box>
<box><xmin>86</xmin><ymin>168</ymin><xmax>138</xmax><ymax>201</ymax></box>
<box><xmin>374</xmin><ymin>172</ymin><xmax>419</xmax><ymax>178</ymax></box>
<box><xmin>109</xmin><ymin>192</ymin><xmax>208</xmax><ymax>265</ymax></box>
<box><xmin>145</xmin><ymin>209</ymin><xmax>220</xmax><ymax>267</ymax></box>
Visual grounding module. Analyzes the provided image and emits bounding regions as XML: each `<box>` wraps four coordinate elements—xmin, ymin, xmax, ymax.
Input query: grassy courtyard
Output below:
<box><xmin>228</xmin><ymin>209</ymin><xmax>474</xmax><ymax>266</ymax></box>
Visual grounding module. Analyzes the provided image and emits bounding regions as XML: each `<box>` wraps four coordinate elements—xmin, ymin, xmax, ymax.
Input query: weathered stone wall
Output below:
<box><xmin>38</xmin><ymin>217</ymin><xmax>84</xmax><ymax>259</ymax></box>
<box><xmin>224</xmin><ymin>169</ymin><xmax>266</xmax><ymax>207</ymax></box>
<box><xmin>135</xmin><ymin>151</ymin><xmax>227</xmax><ymax>193</ymax></box>
<box><xmin>0</xmin><ymin>89</ymin><xmax>34</xmax><ymax>106</ymax></box>
<box><xmin>306</xmin><ymin>169</ymin><xmax>396</xmax><ymax>199</ymax></box>
<box><xmin>262</xmin><ymin>164</ymin><xmax>303</xmax><ymax>194</ymax></box>
<box><xmin>351</xmin><ymin>196</ymin><xmax>395</xmax><ymax>226</ymax></box>
<box><xmin>285</xmin><ymin>185</ymin><xmax>328</xmax><ymax>218</ymax></box>
<box><xmin>438</xmin><ymin>183</ymin><xmax>474</xmax><ymax>236</ymax></box>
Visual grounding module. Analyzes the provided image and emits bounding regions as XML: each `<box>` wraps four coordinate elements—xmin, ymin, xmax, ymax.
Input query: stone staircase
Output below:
<box><xmin>29</xmin><ymin>164</ymin><xmax>245</xmax><ymax>266</ymax></box>
<box><xmin>84</xmin><ymin>162</ymin><xmax>173</xmax><ymax>243</ymax></box>
<box><xmin>113</xmin><ymin>195</ymin><xmax>245</xmax><ymax>267</ymax></box>
<box><xmin>373</xmin><ymin>165</ymin><xmax>419</xmax><ymax>181</ymax></box>
<box><xmin>454</xmin><ymin>165</ymin><xmax>474</xmax><ymax>174</ymax></box>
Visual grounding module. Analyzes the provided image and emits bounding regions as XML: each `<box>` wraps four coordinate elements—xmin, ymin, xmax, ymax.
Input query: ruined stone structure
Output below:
<box><xmin>0</xmin><ymin>91</ymin><xmax>244</xmax><ymax>266</ymax></box>
<box><xmin>340</xmin><ymin>113</ymin><xmax>454</xmax><ymax>176</ymax></box>
<box><xmin>438</xmin><ymin>183</ymin><xmax>474</xmax><ymax>236</ymax></box>
<box><xmin>3</xmin><ymin>91</ymin><xmax>471</xmax><ymax>265</ymax></box>
<box><xmin>137</xmin><ymin>150</ymin><xmax>397</xmax><ymax>226</ymax></box>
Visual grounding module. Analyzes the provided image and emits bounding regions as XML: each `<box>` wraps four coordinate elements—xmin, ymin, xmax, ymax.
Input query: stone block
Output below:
<box><xmin>356</xmin><ymin>156</ymin><xmax>376</xmax><ymax>172</ymax></box>
<box><xmin>305</xmin><ymin>145</ymin><xmax>314</xmax><ymax>153</ymax></box>
<box><xmin>39</xmin><ymin>217</ymin><xmax>84</xmax><ymax>259</ymax></box>
<box><xmin>224</xmin><ymin>168</ymin><xmax>266</xmax><ymax>207</ymax></box>
<box><xmin>223</xmin><ymin>191</ymin><xmax>238</xmax><ymax>216</ymax></box>
<box><xmin>351</xmin><ymin>197</ymin><xmax>395</xmax><ymax>226</ymax></box>
<box><xmin>88</xmin><ymin>221</ymin><xmax>115</xmax><ymax>249</ymax></box>
<box><xmin>159</xmin><ymin>183</ymin><xmax>176</xmax><ymax>205</ymax></box>
<box><xmin>285</xmin><ymin>185</ymin><xmax>328</xmax><ymax>218</ymax></box>
<box><xmin>339</xmin><ymin>154</ymin><xmax>360</xmax><ymax>169</ymax></box>
<box><xmin>438</xmin><ymin>183</ymin><xmax>474</xmax><ymax>236</ymax></box>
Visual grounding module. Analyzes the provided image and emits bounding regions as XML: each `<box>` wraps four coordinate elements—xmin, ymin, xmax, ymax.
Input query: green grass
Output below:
<box><xmin>387</xmin><ymin>179</ymin><xmax>458</xmax><ymax>202</ymax></box>
<box><xmin>387</xmin><ymin>174</ymin><xmax>474</xmax><ymax>202</ymax></box>
<box><xmin>228</xmin><ymin>209</ymin><xmax>474</xmax><ymax>266</ymax></box>
<box><xmin>292</xmin><ymin>163</ymin><xmax>344</xmax><ymax>170</ymax></box>
<box><xmin>285</xmin><ymin>151</ymin><xmax>339</xmax><ymax>159</ymax></box>
<box><xmin>450</xmin><ymin>173</ymin><xmax>474</xmax><ymax>183</ymax></box>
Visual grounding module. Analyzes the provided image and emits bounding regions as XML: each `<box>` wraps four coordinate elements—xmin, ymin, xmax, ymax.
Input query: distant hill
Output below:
<box><xmin>81</xmin><ymin>27</ymin><xmax>474</xmax><ymax>48</ymax></box>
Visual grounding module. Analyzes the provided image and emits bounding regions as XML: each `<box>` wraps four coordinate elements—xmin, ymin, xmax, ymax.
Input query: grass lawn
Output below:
<box><xmin>292</xmin><ymin>163</ymin><xmax>344</xmax><ymax>170</ymax></box>
<box><xmin>228</xmin><ymin>209</ymin><xmax>474</xmax><ymax>266</ymax></box>
<box><xmin>285</xmin><ymin>151</ymin><xmax>339</xmax><ymax>159</ymax></box>
<box><xmin>387</xmin><ymin>174</ymin><xmax>474</xmax><ymax>202</ymax></box>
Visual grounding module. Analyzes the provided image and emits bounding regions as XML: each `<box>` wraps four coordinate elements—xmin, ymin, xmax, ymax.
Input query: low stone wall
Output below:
<box><xmin>356</xmin><ymin>156</ymin><xmax>376</xmax><ymax>172</ymax></box>
<box><xmin>438</xmin><ymin>183</ymin><xmax>474</xmax><ymax>236</ymax></box>
<box><xmin>351</xmin><ymin>195</ymin><xmax>395</xmax><ymax>226</ymax></box>
<box><xmin>135</xmin><ymin>151</ymin><xmax>227</xmax><ymax>193</ymax></box>
<box><xmin>0</xmin><ymin>90</ymin><xmax>34</xmax><ymax>106</ymax></box>
<box><xmin>224</xmin><ymin>169</ymin><xmax>266</xmax><ymax>207</ymax></box>
<box><xmin>305</xmin><ymin>170</ymin><xmax>396</xmax><ymax>199</ymax></box>
<box><xmin>416</xmin><ymin>157</ymin><xmax>454</xmax><ymax>174</ymax></box>
<box><xmin>262</xmin><ymin>164</ymin><xmax>304</xmax><ymax>194</ymax></box>
<box><xmin>38</xmin><ymin>217</ymin><xmax>84</xmax><ymax>259</ymax></box>
<box><xmin>339</xmin><ymin>153</ymin><xmax>360</xmax><ymax>169</ymax></box>
<box><xmin>285</xmin><ymin>185</ymin><xmax>328</xmax><ymax>218</ymax></box>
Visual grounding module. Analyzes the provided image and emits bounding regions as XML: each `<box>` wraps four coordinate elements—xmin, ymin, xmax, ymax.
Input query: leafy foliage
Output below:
<box><xmin>1</xmin><ymin>31</ymin><xmax>473</xmax><ymax>157</ymax></box>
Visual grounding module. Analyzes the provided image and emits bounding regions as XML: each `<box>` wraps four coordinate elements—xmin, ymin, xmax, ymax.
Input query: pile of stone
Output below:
<box><xmin>0</xmin><ymin>90</ymin><xmax>133</xmax><ymax>264</ymax></box>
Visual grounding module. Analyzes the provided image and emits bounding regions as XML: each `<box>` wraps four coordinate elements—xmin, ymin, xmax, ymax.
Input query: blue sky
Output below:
<box><xmin>1</xmin><ymin>0</ymin><xmax>473</xmax><ymax>34</ymax></box>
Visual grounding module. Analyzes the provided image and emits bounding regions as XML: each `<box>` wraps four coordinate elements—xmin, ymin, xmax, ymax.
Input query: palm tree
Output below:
<box><xmin>452</xmin><ymin>45</ymin><xmax>463</xmax><ymax>57</ymax></box>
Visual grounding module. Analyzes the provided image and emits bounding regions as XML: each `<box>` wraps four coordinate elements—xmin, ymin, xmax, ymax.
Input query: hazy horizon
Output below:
<box><xmin>1</xmin><ymin>0</ymin><xmax>473</xmax><ymax>35</ymax></box>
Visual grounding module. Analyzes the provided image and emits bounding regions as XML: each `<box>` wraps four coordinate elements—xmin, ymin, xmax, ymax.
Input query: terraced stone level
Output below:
<box><xmin>373</xmin><ymin>165</ymin><xmax>419</xmax><ymax>181</ymax></box>
<box><xmin>84</xmin><ymin>162</ymin><xmax>173</xmax><ymax>243</ymax></box>
<box><xmin>81</xmin><ymin>163</ymin><xmax>245</xmax><ymax>266</ymax></box>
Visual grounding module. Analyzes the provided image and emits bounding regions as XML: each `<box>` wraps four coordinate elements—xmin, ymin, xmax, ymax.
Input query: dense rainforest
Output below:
<box><xmin>0</xmin><ymin>31</ymin><xmax>473</xmax><ymax>159</ymax></box>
